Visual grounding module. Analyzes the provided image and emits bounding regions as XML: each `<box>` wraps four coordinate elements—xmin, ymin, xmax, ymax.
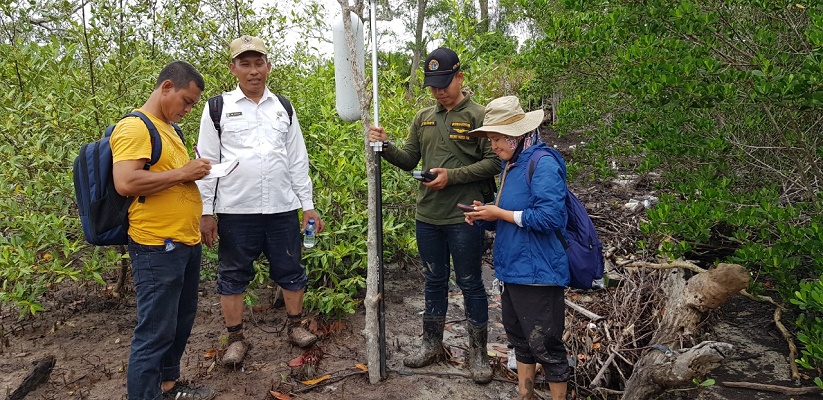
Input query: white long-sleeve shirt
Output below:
<box><xmin>196</xmin><ymin>87</ymin><xmax>314</xmax><ymax>215</ymax></box>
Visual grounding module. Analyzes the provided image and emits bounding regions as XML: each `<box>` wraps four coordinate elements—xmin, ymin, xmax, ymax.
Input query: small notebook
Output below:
<box><xmin>199</xmin><ymin>159</ymin><xmax>239</xmax><ymax>180</ymax></box>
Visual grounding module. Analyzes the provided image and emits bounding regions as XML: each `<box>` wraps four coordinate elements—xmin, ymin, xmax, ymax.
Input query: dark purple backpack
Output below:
<box><xmin>526</xmin><ymin>147</ymin><xmax>605</xmax><ymax>289</ymax></box>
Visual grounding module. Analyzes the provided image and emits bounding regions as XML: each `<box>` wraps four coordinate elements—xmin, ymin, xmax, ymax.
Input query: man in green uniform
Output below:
<box><xmin>368</xmin><ymin>47</ymin><xmax>500</xmax><ymax>383</ymax></box>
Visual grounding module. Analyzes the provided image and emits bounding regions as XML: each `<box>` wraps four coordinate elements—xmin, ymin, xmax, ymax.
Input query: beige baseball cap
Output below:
<box><xmin>229</xmin><ymin>35</ymin><xmax>267</xmax><ymax>59</ymax></box>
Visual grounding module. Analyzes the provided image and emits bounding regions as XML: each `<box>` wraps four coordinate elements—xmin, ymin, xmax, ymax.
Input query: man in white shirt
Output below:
<box><xmin>196</xmin><ymin>35</ymin><xmax>326</xmax><ymax>366</ymax></box>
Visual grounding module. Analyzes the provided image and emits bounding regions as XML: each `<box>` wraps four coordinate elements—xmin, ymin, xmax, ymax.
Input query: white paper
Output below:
<box><xmin>199</xmin><ymin>159</ymin><xmax>239</xmax><ymax>180</ymax></box>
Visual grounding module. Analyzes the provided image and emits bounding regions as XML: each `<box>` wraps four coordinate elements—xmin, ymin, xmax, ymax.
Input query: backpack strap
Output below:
<box><xmin>208</xmin><ymin>95</ymin><xmax>224</xmax><ymax>138</ymax></box>
<box><xmin>123</xmin><ymin>111</ymin><xmax>185</xmax><ymax>203</ymax></box>
<box><xmin>208</xmin><ymin>93</ymin><xmax>292</xmax><ymax>135</ymax></box>
<box><xmin>526</xmin><ymin>148</ymin><xmax>566</xmax><ymax>186</ymax></box>
<box><xmin>171</xmin><ymin>123</ymin><xmax>184</xmax><ymax>143</ymax></box>
<box><xmin>525</xmin><ymin>148</ymin><xmax>569</xmax><ymax>248</ymax></box>
<box><xmin>275</xmin><ymin>93</ymin><xmax>294</xmax><ymax>125</ymax></box>
<box><xmin>124</xmin><ymin>112</ymin><xmax>163</xmax><ymax>170</ymax></box>
<box><xmin>206</xmin><ymin>95</ymin><xmax>227</xmax><ymax>211</ymax></box>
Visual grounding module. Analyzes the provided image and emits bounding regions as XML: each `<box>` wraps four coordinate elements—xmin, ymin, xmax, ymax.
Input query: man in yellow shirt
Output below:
<box><xmin>111</xmin><ymin>61</ymin><xmax>215</xmax><ymax>400</ymax></box>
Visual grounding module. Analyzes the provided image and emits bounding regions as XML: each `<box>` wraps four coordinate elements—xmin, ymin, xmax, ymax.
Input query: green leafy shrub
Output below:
<box><xmin>0</xmin><ymin>0</ymin><xmax>356</xmax><ymax>318</ymax></box>
<box><xmin>792</xmin><ymin>278</ymin><xmax>823</xmax><ymax>370</ymax></box>
<box><xmin>515</xmin><ymin>0</ymin><xmax>823</xmax><ymax>374</ymax></box>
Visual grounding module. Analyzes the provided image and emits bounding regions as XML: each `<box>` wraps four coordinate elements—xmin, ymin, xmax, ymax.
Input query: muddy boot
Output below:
<box><xmin>467</xmin><ymin>322</ymin><xmax>493</xmax><ymax>383</ymax></box>
<box><xmin>288</xmin><ymin>314</ymin><xmax>318</xmax><ymax>348</ymax></box>
<box><xmin>222</xmin><ymin>339</ymin><xmax>249</xmax><ymax>366</ymax></box>
<box><xmin>222</xmin><ymin>327</ymin><xmax>249</xmax><ymax>367</ymax></box>
<box><xmin>403</xmin><ymin>316</ymin><xmax>447</xmax><ymax>368</ymax></box>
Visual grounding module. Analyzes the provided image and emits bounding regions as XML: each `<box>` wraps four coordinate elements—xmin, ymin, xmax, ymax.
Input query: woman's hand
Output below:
<box><xmin>464</xmin><ymin>201</ymin><xmax>501</xmax><ymax>224</ymax></box>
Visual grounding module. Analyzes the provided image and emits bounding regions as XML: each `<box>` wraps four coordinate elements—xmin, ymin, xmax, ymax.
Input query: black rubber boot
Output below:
<box><xmin>404</xmin><ymin>316</ymin><xmax>447</xmax><ymax>368</ymax></box>
<box><xmin>467</xmin><ymin>322</ymin><xmax>493</xmax><ymax>383</ymax></box>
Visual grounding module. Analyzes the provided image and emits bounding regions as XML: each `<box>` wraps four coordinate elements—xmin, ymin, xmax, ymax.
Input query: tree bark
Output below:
<box><xmin>478</xmin><ymin>0</ymin><xmax>489</xmax><ymax>33</ymax></box>
<box><xmin>406</xmin><ymin>0</ymin><xmax>427</xmax><ymax>98</ymax></box>
<box><xmin>621</xmin><ymin>263</ymin><xmax>750</xmax><ymax>400</ymax></box>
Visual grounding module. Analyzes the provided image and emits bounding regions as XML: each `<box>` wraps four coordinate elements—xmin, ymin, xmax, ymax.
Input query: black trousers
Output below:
<box><xmin>501</xmin><ymin>283</ymin><xmax>571</xmax><ymax>382</ymax></box>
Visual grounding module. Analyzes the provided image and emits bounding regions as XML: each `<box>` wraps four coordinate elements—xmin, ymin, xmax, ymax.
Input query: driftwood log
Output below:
<box><xmin>621</xmin><ymin>263</ymin><xmax>750</xmax><ymax>400</ymax></box>
<box><xmin>9</xmin><ymin>355</ymin><xmax>55</xmax><ymax>400</ymax></box>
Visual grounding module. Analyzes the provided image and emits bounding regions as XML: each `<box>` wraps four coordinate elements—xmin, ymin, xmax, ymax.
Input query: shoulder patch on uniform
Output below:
<box><xmin>421</xmin><ymin>120</ymin><xmax>436</xmax><ymax>126</ymax></box>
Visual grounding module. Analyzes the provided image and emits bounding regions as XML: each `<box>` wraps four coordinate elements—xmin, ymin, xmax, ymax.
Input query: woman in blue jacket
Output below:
<box><xmin>464</xmin><ymin>96</ymin><xmax>570</xmax><ymax>400</ymax></box>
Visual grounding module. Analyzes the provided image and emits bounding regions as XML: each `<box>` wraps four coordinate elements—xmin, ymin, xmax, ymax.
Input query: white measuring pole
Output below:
<box><xmin>369</xmin><ymin>0</ymin><xmax>381</xmax><ymax>151</ymax></box>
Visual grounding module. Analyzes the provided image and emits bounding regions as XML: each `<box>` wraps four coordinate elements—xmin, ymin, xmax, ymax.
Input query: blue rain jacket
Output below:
<box><xmin>479</xmin><ymin>142</ymin><xmax>570</xmax><ymax>286</ymax></box>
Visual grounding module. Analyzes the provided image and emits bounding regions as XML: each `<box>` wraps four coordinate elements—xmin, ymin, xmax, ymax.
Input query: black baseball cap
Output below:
<box><xmin>423</xmin><ymin>47</ymin><xmax>461</xmax><ymax>89</ymax></box>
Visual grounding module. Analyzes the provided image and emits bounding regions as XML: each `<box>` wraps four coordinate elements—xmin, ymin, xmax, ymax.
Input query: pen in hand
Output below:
<box><xmin>194</xmin><ymin>145</ymin><xmax>201</xmax><ymax>158</ymax></box>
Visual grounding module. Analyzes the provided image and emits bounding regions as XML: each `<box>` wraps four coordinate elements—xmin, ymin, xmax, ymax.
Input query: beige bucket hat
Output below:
<box><xmin>469</xmin><ymin>96</ymin><xmax>544</xmax><ymax>137</ymax></box>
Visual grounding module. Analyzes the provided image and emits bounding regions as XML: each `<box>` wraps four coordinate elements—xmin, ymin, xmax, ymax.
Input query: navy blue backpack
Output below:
<box><xmin>73</xmin><ymin>112</ymin><xmax>183</xmax><ymax>245</ymax></box>
<box><xmin>526</xmin><ymin>147</ymin><xmax>605</xmax><ymax>289</ymax></box>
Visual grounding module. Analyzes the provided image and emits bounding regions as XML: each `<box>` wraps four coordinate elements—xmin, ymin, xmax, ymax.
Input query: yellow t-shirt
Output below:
<box><xmin>110</xmin><ymin>109</ymin><xmax>202</xmax><ymax>246</ymax></box>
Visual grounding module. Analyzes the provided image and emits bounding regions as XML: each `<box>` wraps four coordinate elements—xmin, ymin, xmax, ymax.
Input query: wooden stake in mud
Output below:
<box><xmin>334</xmin><ymin>0</ymin><xmax>386</xmax><ymax>383</ymax></box>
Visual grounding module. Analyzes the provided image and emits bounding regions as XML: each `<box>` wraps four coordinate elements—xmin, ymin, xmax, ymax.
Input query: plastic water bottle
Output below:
<box><xmin>491</xmin><ymin>278</ymin><xmax>502</xmax><ymax>296</ymax></box>
<box><xmin>592</xmin><ymin>278</ymin><xmax>606</xmax><ymax>290</ymax></box>
<box><xmin>303</xmin><ymin>219</ymin><xmax>316</xmax><ymax>249</ymax></box>
<box><xmin>507</xmin><ymin>349</ymin><xmax>517</xmax><ymax>370</ymax></box>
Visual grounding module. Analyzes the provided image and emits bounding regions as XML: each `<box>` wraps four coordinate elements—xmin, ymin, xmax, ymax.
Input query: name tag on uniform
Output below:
<box><xmin>450</xmin><ymin>122</ymin><xmax>474</xmax><ymax>140</ymax></box>
<box><xmin>227</xmin><ymin>112</ymin><xmax>242</xmax><ymax>117</ymax></box>
<box><xmin>449</xmin><ymin>133</ymin><xmax>472</xmax><ymax>140</ymax></box>
<box><xmin>421</xmin><ymin>121</ymin><xmax>436</xmax><ymax>126</ymax></box>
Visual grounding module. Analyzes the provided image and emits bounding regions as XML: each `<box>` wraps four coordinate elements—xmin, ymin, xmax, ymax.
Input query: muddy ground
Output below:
<box><xmin>2</xmin><ymin>252</ymin><xmax>820</xmax><ymax>400</ymax></box>
<box><xmin>0</xmin><ymin>258</ymin><xmax>516</xmax><ymax>400</ymax></box>
<box><xmin>3</xmin><ymin>132</ymin><xmax>822</xmax><ymax>399</ymax></box>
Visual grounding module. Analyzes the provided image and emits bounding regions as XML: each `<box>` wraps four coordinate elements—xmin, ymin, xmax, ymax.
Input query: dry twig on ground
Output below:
<box><xmin>721</xmin><ymin>381</ymin><xmax>821</xmax><ymax>395</ymax></box>
<box><xmin>565</xmin><ymin>268</ymin><xmax>667</xmax><ymax>397</ymax></box>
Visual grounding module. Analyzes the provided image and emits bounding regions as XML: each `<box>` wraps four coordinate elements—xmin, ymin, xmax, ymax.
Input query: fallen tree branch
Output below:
<box><xmin>721</xmin><ymin>381</ymin><xmax>821</xmax><ymax>395</ymax></box>
<box><xmin>624</xmin><ymin>260</ymin><xmax>707</xmax><ymax>274</ymax></box>
<box><xmin>625</xmin><ymin>341</ymin><xmax>734</xmax><ymax>400</ymax></box>
<box><xmin>739</xmin><ymin>290</ymin><xmax>800</xmax><ymax>381</ymax></box>
<box><xmin>739</xmin><ymin>289</ymin><xmax>779</xmax><ymax>307</ymax></box>
<box><xmin>592</xmin><ymin>387</ymin><xmax>625</xmax><ymax>396</ymax></box>
<box><xmin>589</xmin><ymin>346</ymin><xmax>617</xmax><ymax>388</ymax></box>
<box><xmin>565</xmin><ymin>298</ymin><xmax>604</xmax><ymax>321</ymax></box>
<box><xmin>774</xmin><ymin>308</ymin><xmax>800</xmax><ymax>382</ymax></box>
<box><xmin>621</xmin><ymin>263</ymin><xmax>750</xmax><ymax>400</ymax></box>
<box><xmin>391</xmin><ymin>367</ymin><xmax>475</xmax><ymax>380</ymax></box>
<box><xmin>291</xmin><ymin>370</ymin><xmax>367</xmax><ymax>394</ymax></box>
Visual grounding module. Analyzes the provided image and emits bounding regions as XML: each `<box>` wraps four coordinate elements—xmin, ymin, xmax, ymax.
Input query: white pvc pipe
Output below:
<box><xmin>332</xmin><ymin>13</ymin><xmax>364</xmax><ymax>122</ymax></box>
<box><xmin>371</xmin><ymin>0</ymin><xmax>380</xmax><ymax>130</ymax></box>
